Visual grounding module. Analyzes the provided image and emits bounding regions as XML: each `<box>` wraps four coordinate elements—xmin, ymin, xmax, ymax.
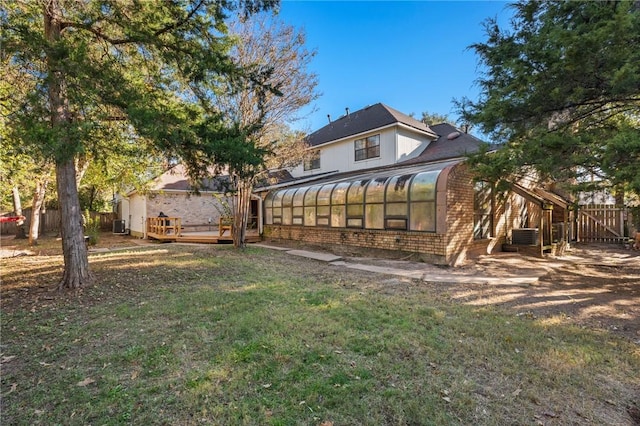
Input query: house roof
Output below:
<box><xmin>128</xmin><ymin>164</ymin><xmax>231</xmax><ymax>195</ymax></box>
<box><xmin>399</xmin><ymin>123</ymin><xmax>485</xmax><ymax>165</ymax></box>
<box><xmin>255</xmin><ymin>169</ymin><xmax>297</xmax><ymax>188</ymax></box>
<box><xmin>306</xmin><ymin>103</ymin><xmax>437</xmax><ymax>147</ymax></box>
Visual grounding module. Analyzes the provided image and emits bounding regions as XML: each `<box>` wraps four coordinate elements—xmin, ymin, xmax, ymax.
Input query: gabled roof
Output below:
<box><xmin>306</xmin><ymin>103</ymin><xmax>436</xmax><ymax>147</ymax></box>
<box><xmin>399</xmin><ymin>123</ymin><xmax>484</xmax><ymax>164</ymax></box>
<box><xmin>127</xmin><ymin>164</ymin><xmax>230</xmax><ymax>195</ymax></box>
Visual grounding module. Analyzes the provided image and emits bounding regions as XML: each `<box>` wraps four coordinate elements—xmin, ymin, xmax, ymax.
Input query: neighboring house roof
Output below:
<box><xmin>306</xmin><ymin>103</ymin><xmax>437</xmax><ymax>147</ymax></box>
<box><xmin>255</xmin><ymin>169</ymin><xmax>297</xmax><ymax>188</ymax></box>
<box><xmin>399</xmin><ymin>123</ymin><xmax>485</xmax><ymax>165</ymax></box>
<box><xmin>127</xmin><ymin>164</ymin><xmax>230</xmax><ymax>196</ymax></box>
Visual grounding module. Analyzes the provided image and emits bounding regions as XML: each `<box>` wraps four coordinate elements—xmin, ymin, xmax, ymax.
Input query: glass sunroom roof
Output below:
<box><xmin>287</xmin><ymin>159</ymin><xmax>459</xmax><ymax>190</ymax></box>
<box><xmin>264</xmin><ymin>159</ymin><xmax>461</xmax><ymax>232</ymax></box>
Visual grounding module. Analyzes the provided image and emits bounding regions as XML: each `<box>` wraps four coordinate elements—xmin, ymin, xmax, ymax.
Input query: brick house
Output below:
<box><xmin>119</xmin><ymin>165</ymin><xmax>261</xmax><ymax>238</ymax></box>
<box><xmin>259</xmin><ymin>103</ymin><xmax>570</xmax><ymax>265</ymax></box>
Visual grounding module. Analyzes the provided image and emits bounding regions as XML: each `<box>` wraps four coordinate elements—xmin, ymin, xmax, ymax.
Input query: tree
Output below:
<box><xmin>419</xmin><ymin>111</ymin><xmax>452</xmax><ymax>126</ymax></box>
<box><xmin>2</xmin><ymin>0</ymin><xmax>277</xmax><ymax>289</ymax></box>
<box><xmin>458</xmin><ymin>0</ymin><xmax>640</xmax><ymax>196</ymax></box>
<box><xmin>213</xmin><ymin>14</ymin><xmax>319</xmax><ymax>247</ymax></box>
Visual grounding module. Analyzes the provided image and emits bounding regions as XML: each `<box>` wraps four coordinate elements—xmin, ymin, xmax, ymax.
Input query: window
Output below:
<box><xmin>409</xmin><ymin>171</ymin><xmax>438</xmax><ymax>232</ymax></box>
<box><xmin>364</xmin><ymin>177</ymin><xmax>387</xmax><ymax>229</ymax></box>
<box><xmin>385</xmin><ymin>174</ymin><xmax>411</xmax><ymax>230</ymax></box>
<box><xmin>474</xmin><ymin>181</ymin><xmax>493</xmax><ymax>240</ymax></box>
<box><xmin>304</xmin><ymin>150</ymin><xmax>321</xmax><ymax>171</ymax></box>
<box><xmin>354</xmin><ymin>135</ymin><xmax>380</xmax><ymax>161</ymax></box>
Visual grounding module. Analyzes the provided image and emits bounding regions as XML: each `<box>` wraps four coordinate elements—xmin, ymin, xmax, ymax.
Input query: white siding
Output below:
<box><xmin>128</xmin><ymin>194</ymin><xmax>147</xmax><ymax>237</ymax></box>
<box><xmin>291</xmin><ymin>127</ymin><xmax>406</xmax><ymax>177</ymax></box>
<box><xmin>396</xmin><ymin>128</ymin><xmax>430</xmax><ymax>162</ymax></box>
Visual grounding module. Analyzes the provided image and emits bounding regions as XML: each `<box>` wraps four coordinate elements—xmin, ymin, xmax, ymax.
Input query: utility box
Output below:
<box><xmin>113</xmin><ymin>219</ymin><xmax>126</xmax><ymax>234</ymax></box>
<box><xmin>512</xmin><ymin>228</ymin><xmax>539</xmax><ymax>245</ymax></box>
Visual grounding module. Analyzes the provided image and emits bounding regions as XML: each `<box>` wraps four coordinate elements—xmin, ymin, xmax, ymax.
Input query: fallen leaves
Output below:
<box><xmin>76</xmin><ymin>378</ymin><xmax>95</xmax><ymax>387</ymax></box>
<box><xmin>1</xmin><ymin>355</ymin><xmax>16</xmax><ymax>364</ymax></box>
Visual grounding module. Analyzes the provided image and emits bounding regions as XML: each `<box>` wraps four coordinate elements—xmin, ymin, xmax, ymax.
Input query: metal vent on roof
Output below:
<box><xmin>447</xmin><ymin>131</ymin><xmax>461</xmax><ymax>140</ymax></box>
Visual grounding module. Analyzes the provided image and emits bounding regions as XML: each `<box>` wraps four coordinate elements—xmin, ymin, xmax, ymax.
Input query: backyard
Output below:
<box><xmin>1</xmin><ymin>232</ymin><xmax>639</xmax><ymax>425</ymax></box>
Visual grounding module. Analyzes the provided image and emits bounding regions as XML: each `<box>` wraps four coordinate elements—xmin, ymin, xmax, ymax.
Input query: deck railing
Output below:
<box><xmin>147</xmin><ymin>217</ymin><xmax>182</xmax><ymax>237</ymax></box>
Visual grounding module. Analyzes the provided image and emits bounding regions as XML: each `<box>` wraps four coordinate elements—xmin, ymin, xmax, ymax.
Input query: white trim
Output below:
<box><xmin>309</xmin><ymin>122</ymin><xmax>436</xmax><ymax>149</ymax></box>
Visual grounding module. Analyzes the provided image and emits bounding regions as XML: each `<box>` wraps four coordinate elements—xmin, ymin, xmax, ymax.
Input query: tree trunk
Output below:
<box><xmin>28</xmin><ymin>179</ymin><xmax>47</xmax><ymax>246</ymax></box>
<box><xmin>12</xmin><ymin>186</ymin><xmax>27</xmax><ymax>239</ymax></box>
<box><xmin>45</xmin><ymin>0</ymin><xmax>91</xmax><ymax>289</ymax></box>
<box><xmin>56</xmin><ymin>159</ymin><xmax>91</xmax><ymax>289</ymax></box>
<box><xmin>232</xmin><ymin>177</ymin><xmax>252</xmax><ymax>249</ymax></box>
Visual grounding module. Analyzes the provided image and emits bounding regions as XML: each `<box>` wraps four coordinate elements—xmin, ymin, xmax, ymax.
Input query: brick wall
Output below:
<box><xmin>146</xmin><ymin>192</ymin><xmax>231</xmax><ymax>226</ymax></box>
<box><xmin>264</xmin><ymin>225</ymin><xmax>448</xmax><ymax>264</ymax></box>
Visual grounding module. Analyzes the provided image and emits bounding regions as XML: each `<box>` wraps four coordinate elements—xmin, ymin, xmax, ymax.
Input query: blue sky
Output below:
<box><xmin>276</xmin><ymin>1</ymin><xmax>513</xmax><ymax>132</ymax></box>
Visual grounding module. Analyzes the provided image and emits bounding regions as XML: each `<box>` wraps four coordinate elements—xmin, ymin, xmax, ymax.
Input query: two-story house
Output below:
<box><xmin>290</xmin><ymin>103</ymin><xmax>438</xmax><ymax>178</ymax></box>
<box><xmin>260</xmin><ymin>103</ymin><xmax>571</xmax><ymax>265</ymax></box>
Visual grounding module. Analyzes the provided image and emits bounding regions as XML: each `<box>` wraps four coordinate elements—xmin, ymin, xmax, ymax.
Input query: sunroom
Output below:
<box><xmin>262</xmin><ymin>159</ymin><xmax>476</xmax><ymax>264</ymax></box>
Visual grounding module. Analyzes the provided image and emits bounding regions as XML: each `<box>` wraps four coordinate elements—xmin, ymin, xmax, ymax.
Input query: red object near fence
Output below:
<box><xmin>0</xmin><ymin>215</ymin><xmax>26</xmax><ymax>223</ymax></box>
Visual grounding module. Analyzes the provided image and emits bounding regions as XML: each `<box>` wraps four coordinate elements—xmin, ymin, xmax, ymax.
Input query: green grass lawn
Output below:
<box><xmin>1</xmin><ymin>243</ymin><xmax>639</xmax><ymax>425</ymax></box>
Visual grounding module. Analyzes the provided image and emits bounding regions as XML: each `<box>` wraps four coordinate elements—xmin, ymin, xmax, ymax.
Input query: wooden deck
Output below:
<box><xmin>147</xmin><ymin>216</ymin><xmax>260</xmax><ymax>244</ymax></box>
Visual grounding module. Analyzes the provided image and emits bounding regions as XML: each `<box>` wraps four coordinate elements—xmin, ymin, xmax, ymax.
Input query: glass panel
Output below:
<box><xmin>304</xmin><ymin>186</ymin><xmax>319</xmax><ymax>206</ymax></box>
<box><xmin>317</xmin><ymin>184</ymin><xmax>334</xmax><ymax>205</ymax></box>
<box><xmin>293</xmin><ymin>187</ymin><xmax>306</xmax><ymax>207</ymax></box>
<box><xmin>365</xmin><ymin>204</ymin><xmax>384</xmax><ymax>229</ymax></box>
<box><xmin>347</xmin><ymin>218</ymin><xmax>363</xmax><ymax>228</ymax></box>
<box><xmin>331</xmin><ymin>182</ymin><xmax>349</xmax><ymax>204</ymax></box>
<box><xmin>264</xmin><ymin>192</ymin><xmax>274</xmax><ymax>208</ymax></box>
<box><xmin>317</xmin><ymin>217</ymin><xmax>329</xmax><ymax>226</ymax></box>
<box><xmin>410</xmin><ymin>171</ymin><xmax>438</xmax><ymax>201</ymax></box>
<box><xmin>283</xmin><ymin>188</ymin><xmax>296</xmax><ymax>207</ymax></box>
<box><xmin>273</xmin><ymin>216</ymin><xmax>282</xmax><ymax>224</ymax></box>
<box><xmin>347</xmin><ymin>204</ymin><xmax>363</xmax><ymax>216</ymax></box>
<box><xmin>365</xmin><ymin>177</ymin><xmax>387</xmax><ymax>203</ymax></box>
<box><xmin>265</xmin><ymin>208</ymin><xmax>273</xmax><ymax>224</ymax></box>
<box><xmin>347</xmin><ymin>180</ymin><xmax>367</xmax><ymax>204</ymax></box>
<box><xmin>386</xmin><ymin>219</ymin><xmax>407</xmax><ymax>230</ymax></box>
<box><xmin>331</xmin><ymin>205</ymin><xmax>346</xmax><ymax>227</ymax></box>
<box><xmin>272</xmin><ymin>207</ymin><xmax>282</xmax><ymax>219</ymax></box>
<box><xmin>292</xmin><ymin>217</ymin><xmax>303</xmax><ymax>225</ymax></box>
<box><xmin>272</xmin><ymin>190</ymin><xmax>284</xmax><ymax>207</ymax></box>
<box><xmin>410</xmin><ymin>201</ymin><xmax>436</xmax><ymax>231</ymax></box>
<box><xmin>304</xmin><ymin>206</ymin><xmax>315</xmax><ymax>226</ymax></box>
<box><xmin>283</xmin><ymin>207</ymin><xmax>292</xmax><ymax>225</ymax></box>
<box><xmin>292</xmin><ymin>207</ymin><xmax>303</xmax><ymax>216</ymax></box>
<box><xmin>386</xmin><ymin>202</ymin><xmax>407</xmax><ymax>217</ymax></box>
<box><xmin>317</xmin><ymin>206</ymin><xmax>330</xmax><ymax>216</ymax></box>
<box><xmin>386</xmin><ymin>174</ymin><xmax>412</xmax><ymax>202</ymax></box>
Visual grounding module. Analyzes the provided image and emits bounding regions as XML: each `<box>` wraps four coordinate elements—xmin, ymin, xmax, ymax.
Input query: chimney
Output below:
<box><xmin>327</xmin><ymin>114</ymin><xmax>331</xmax><ymax>124</ymax></box>
<box><xmin>345</xmin><ymin>107</ymin><xmax>350</xmax><ymax>117</ymax></box>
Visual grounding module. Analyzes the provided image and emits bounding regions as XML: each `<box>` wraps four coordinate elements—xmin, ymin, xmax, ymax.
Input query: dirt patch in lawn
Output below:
<box><xmin>263</xmin><ymin>238</ymin><xmax>640</xmax><ymax>344</ymax></box>
<box><xmin>445</xmin><ymin>244</ymin><xmax>640</xmax><ymax>343</ymax></box>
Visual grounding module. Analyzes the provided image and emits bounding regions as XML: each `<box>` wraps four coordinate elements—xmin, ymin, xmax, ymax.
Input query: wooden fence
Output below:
<box><xmin>577</xmin><ymin>204</ymin><xmax>628</xmax><ymax>243</ymax></box>
<box><xmin>0</xmin><ymin>209</ymin><xmax>116</xmax><ymax>235</ymax></box>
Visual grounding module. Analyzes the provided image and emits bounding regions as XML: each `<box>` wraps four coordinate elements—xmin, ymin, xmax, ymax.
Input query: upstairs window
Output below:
<box><xmin>304</xmin><ymin>150</ymin><xmax>321</xmax><ymax>171</ymax></box>
<box><xmin>354</xmin><ymin>134</ymin><xmax>380</xmax><ymax>161</ymax></box>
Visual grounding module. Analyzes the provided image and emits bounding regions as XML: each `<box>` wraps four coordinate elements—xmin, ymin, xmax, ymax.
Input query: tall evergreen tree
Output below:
<box><xmin>458</xmin><ymin>0</ymin><xmax>640</xmax><ymax>196</ymax></box>
<box><xmin>1</xmin><ymin>0</ymin><xmax>277</xmax><ymax>289</ymax></box>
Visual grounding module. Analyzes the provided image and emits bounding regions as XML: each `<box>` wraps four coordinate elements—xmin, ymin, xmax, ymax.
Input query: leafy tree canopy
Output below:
<box><xmin>1</xmin><ymin>0</ymin><xmax>278</xmax><ymax>288</ymax></box>
<box><xmin>458</xmin><ymin>0</ymin><xmax>640</xmax><ymax>197</ymax></box>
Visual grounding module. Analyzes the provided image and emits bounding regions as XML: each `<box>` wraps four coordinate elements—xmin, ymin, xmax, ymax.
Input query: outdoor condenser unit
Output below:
<box><xmin>112</xmin><ymin>219</ymin><xmax>126</xmax><ymax>234</ymax></box>
<box><xmin>512</xmin><ymin>228</ymin><xmax>539</xmax><ymax>245</ymax></box>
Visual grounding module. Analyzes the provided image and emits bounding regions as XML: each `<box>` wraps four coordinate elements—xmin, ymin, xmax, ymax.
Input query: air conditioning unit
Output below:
<box><xmin>512</xmin><ymin>228</ymin><xmax>539</xmax><ymax>245</ymax></box>
<box><xmin>112</xmin><ymin>219</ymin><xmax>126</xmax><ymax>234</ymax></box>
